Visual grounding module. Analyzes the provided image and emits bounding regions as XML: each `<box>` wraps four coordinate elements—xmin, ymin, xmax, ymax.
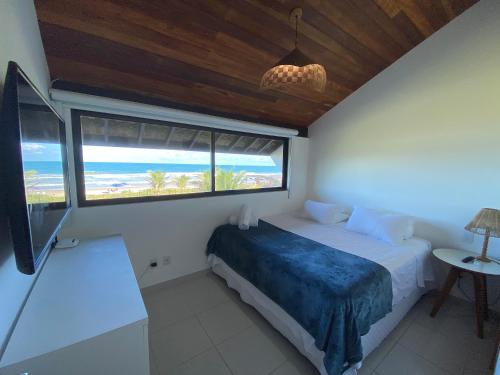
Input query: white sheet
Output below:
<box><xmin>263</xmin><ymin>214</ymin><xmax>434</xmax><ymax>306</ymax></box>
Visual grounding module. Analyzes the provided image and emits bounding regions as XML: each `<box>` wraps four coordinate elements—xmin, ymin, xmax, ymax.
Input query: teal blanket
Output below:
<box><xmin>207</xmin><ymin>221</ymin><xmax>392</xmax><ymax>375</ymax></box>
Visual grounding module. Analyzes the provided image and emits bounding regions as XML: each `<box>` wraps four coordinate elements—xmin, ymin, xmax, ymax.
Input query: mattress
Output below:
<box><xmin>208</xmin><ymin>213</ymin><xmax>434</xmax><ymax>374</ymax></box>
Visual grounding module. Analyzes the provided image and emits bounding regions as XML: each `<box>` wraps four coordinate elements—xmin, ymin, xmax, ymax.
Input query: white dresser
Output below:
<box><xmin>0</xmin><ymin>235</ymin><xmax>149</xmax><ymax>375</ymax></box>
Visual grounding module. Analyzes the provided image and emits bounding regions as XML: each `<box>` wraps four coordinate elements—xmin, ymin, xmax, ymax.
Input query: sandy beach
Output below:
<box><xmin>28</xmin><ymin>171</ymin><xmax>283</xmax><ymax>199</ymax></box>
<box><xmin>84</xmin><ymin>171</ymin><xmax>282</xmax><ymax>196</ymax></box>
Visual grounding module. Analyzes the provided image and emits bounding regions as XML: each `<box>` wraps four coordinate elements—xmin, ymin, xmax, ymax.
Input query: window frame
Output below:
<box><xmin>71</xmin><ymin>109</ymin><xmax>289</xmax><ymax>207</ymax></box>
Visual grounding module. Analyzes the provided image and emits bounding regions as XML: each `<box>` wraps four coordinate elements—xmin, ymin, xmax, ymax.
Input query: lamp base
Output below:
<box><xmin>475</xmin><ymin>255</ymin><xmax>492</xmax><ymax>263</ymax></box>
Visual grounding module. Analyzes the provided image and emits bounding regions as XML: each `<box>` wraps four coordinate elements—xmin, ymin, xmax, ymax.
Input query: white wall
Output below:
<box><xmin>60</xmin><ymin>135</ymin><xmax>308</xmax><ymax>288</ymax></box>
<box><xmin>0</xmin><ymin>1</ymin><xmax>51</xmax><ymax>102</ymax></box>
<box><xmin>308</xmin><ymin>0</ymin><xmax>500</xmax><ymax>303</ymax></box>
<box><xmin>0</xmin><ymin>0</ymin><xmax>51</xmax><ymax>358</ymax></box>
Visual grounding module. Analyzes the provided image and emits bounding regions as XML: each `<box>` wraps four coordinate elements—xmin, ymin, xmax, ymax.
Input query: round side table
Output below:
<box><xmin>430</xmin><ymin>248</ymin><xmax>500</xmax><ymax>339</ymax></box>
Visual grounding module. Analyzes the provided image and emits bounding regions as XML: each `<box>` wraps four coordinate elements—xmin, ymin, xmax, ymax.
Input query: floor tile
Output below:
<box><xmin>150</xmin><ymin>317</ymin><xmax>213</xmax><ymax>373</ymax></box>
<box><xmin>177</xmin><ymin>275</ymin><xmax>231</xmax><ymax>314</ymax></box>
<box><xmin>362</xmin><ymin>329</ymin><xmax>400</xmax><ymax>371</ymax></box>
<box><xmin>398</xmin><ymin>322</ymin><xmax>435</xmax><ymax>354</ymax></box>
<box><xmin>198</xmin><ymin>301</ymin><xmax>254</xmax><ymax>344</ymax></box>
<box><xmin>233</xmin><ymin>301</ymin><xmax>320</xmax><ymax>374</ymax></box>
<box><xmin>376</xmin><ymin>344</ymin><xmax>449</xmax><ymax>375</ymax></box>
<box><xmin>285</xmin><ymin>352</ymin><xmax>321</xmax><ymax>375</ymax></box>
<box><xmin>357</xmin><ymin>364</ymin><xmax>373</xmax><ymax>375</ymax></box>
<box><xmin>439</xmin><ymin>313</ymin><xmax>498</xmax><ymax>342</ymax></box>
<box><xmin>400</xmin><ymin>320</ymin><xmax>472</xmax><ymax>374</ymax></box>
<box><xmin>217</xmin><ymin>326</ymin><xmax>287</xmax><ymax>375</ymax></box>
<box><xmin>171</xmin><ymin>348</ymin><xmax>232</xmax><ymax>375</ymax></box>
<box><xmin>235</xmin><ymin>297</ymin><xmax>268</xmax><ymax>324</ymax></box>
<box><xmin>144</xmin><ymin>274</ymin><xmax>497</xmax><ymax>375</ymax></box>
<box><xmin>469</xmin><ymin>332</ymin><xmax>497</xmax><ymax>357</ymax></box>
<box><xmin>438</xmin><ymin>313</ymin><xmax>478</xmax><ymax>340</ymax></box>
<box><xmin>270</xmin><ymin>359</ymin><xmax>320</xmax><ymax>375</ymax></box>
<box><xmin>422</xmin><ymin>331</ymin><xmax>468</xmax><ymax>374</ymax></box>
<box><xmin>270</xmin><ymin>361</ymin><xmax>303</xmax><ymax>375</ymax></box>
<box><xmin>425</xmin><ymin>295</ymin><xmax>497</xmax><ymax>341</ymax></box>
<box><xmin>144</xmin><ymin>287</ymin><xmax>193</xmax><ymax>332</ymax></box>
<box><xmin>254</xmin><ymin>320</ymin><xmax>299</xmax><ymax>360</ymax></box>
<box><xmin>410</xmin><ymin>302</ymin><xmax>449</xmax><ymax>332</ymax></box>
<box><xmin>240</xmin><ymin>302</ymin><xmax>308</xmax><ymax>361</ymax></box>
<box><xmin>463</xmin><ymin>330</ymin><xmax>497</xmax><ymax>375</ymax></box>
<box><xmin>463</xmin><ymin>344</ymin><xmax>496</xmax><ymax>375</ymax></box>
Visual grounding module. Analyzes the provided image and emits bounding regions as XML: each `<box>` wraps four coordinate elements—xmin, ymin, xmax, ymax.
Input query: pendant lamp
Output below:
<box><xmin>260</xmin><ymin>8</ymin><xmax>326</xmax><ymax>93</ymax></box>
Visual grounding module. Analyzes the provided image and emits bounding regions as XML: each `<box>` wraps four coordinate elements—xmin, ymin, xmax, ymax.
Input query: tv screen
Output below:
<box><xmin>1</xmin><ymin>62</ymin><xmax>71</xmax><ymax>274</ymax></box>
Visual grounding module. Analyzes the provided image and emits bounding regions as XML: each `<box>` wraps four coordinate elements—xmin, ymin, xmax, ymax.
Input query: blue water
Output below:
<box><xmin>24</xmin><ymin>161</ymin><xmax>281</xmax><ymax>174</ymax></box>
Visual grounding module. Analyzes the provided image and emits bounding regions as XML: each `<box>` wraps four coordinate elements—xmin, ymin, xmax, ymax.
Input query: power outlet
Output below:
<box><xmin>162</xmin><ymin>256</ymin><xmax>171</xmax><ymax>266</ymax></box>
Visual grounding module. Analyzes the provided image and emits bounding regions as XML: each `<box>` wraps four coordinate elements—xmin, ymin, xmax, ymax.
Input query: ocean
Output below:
<box><xmin>23</xmin><ymin>161</ymin><xmax>281</xmax><ymax>190</ymax></box>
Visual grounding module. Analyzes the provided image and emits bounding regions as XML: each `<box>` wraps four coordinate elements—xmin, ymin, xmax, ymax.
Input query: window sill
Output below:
<box><xmin>76</xmin><ymin>187</ymin><xmax>288</xmax><ymax>207</ymax></box>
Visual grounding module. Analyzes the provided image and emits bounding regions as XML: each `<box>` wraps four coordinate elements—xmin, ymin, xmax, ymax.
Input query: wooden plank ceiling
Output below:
<box><xmin>35</xmin><ymin>0</ymin><xmax>478</xmax><ymax>131</ymax></box>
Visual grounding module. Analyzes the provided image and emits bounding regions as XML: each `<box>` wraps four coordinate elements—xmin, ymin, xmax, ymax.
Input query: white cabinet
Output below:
<box><xmin>0</xmin><ymin>235</ymin><xmax>149</xmax><ymax>375</ymax></box>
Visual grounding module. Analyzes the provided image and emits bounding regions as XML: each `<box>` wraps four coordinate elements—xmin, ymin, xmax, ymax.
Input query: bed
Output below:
<box><xmin>207</xmin><ymin>213</ymin><xmax>434</xmax><ymax>375</ymax></box>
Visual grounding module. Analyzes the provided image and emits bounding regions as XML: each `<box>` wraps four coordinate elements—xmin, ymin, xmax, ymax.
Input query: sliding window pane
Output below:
<box><xmin>214</xmin><ymin>132</ymin><xmax>285</xmax><ymax>191</ymax></box>
<box><xmin>79</xmin><ymin>115</ymin><xmax>211</xmax><ymax>201</ymax></box>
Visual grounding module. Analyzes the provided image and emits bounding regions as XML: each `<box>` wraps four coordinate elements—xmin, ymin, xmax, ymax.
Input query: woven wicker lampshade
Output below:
<box><xmin>465</xmin><ymin>208</ymin><xmax>500</xmax><ymax>262</ymax></box>
<box><xmin>260</xmin><ymin>8</ymin><xmax>326</xmax><ymax>93</ymax></box>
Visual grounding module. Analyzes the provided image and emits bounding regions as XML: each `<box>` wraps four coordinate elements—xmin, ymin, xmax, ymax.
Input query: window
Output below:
<box><xmin>214</xmin><ymin>132</ymin><xmax>285</xmax><ymax>191</ymax></box>
<box><xmin>72</xmin><ymin>110</ymin><xmax>288</xmax><ymax>206</ymax></box>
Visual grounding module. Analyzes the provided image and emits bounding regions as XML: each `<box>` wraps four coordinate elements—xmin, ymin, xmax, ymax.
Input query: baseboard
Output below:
<box><xmin>140</xmin><ymin>269</ymin><xmax>210</xmax><ymax>296</ymax></box>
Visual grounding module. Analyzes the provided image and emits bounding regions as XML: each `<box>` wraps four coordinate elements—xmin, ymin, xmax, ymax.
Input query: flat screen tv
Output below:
<box><xmin>1</xmin><ymin>61</ymin><xmax>71</xmax><ymax>275</ymax></box>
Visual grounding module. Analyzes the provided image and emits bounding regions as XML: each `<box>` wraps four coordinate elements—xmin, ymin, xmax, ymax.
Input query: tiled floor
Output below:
<box><xmin>142</xmin><ymin>272</ymin><xmax>498</xmax><ymax>375</ymax></box>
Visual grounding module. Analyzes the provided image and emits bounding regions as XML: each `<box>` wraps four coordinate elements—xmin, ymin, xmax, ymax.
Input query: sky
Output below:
<box><xmin>22</xmin><ymin>142</ymin><xmax>62</xmax><ymax>162</ymax></box>
<box><xmin>22</xmin><ymin>143</ymin><xmax>277</xmax><ymax>166</ymax></box>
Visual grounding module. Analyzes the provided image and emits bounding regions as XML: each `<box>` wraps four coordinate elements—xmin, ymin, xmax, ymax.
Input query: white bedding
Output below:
<box><xmin>263</xmin><ymin>214</ymin><xmax>434</xmax><ymax>305</ymax></box>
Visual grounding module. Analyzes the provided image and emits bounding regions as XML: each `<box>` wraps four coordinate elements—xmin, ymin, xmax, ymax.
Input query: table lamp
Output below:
<box><xmin>465</xmin><ymin>208</ymin><xmax>500</xmax><ymax>262</ymax></box>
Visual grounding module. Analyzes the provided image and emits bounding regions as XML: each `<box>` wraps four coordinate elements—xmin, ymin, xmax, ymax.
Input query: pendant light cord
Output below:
<box><xmin>295</xmin><ymin>14</ymin><xmax>299</xmax><ymax>48</ymax></box>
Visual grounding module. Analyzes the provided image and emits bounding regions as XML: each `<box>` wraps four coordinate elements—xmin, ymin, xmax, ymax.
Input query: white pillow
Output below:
<box><xmin>345</xmin><ymin>206</ymin><xmax>380</xmax><ymax>234</ymax></box>
<box><xmin>372</xmin><ymin>215</ymin><xmax>414</xmax><ymax>245</ymax></box>
<box><xmin>346</xmin><ymin>206</ymin><xmax>414</xmax><ymax>245</ymax></box>
<box><xmin>304</xmin><ymin>200</ymin><xmax>348</xmax><ymax>225</ymax></box>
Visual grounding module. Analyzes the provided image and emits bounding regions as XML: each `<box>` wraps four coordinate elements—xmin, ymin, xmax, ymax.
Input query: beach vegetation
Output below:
<box><xmin>26</xmin><ymin>192</ymin><xmax>65</xmax><ymax>204</ymax></box>
<box><xmin>147</xmin><ymin>170</ymin><xmax>167</xmax><ymax>195</ymax></box>
<box><xmin>199</xmin><ymin>168</ymin><xmax>247</xmax><ymax>191</ymax></box>
<box><xmin>22</xmin><ymin>167</ymin><xmax>281</xmax><ymax>204</ymax></box>
<box><xmin>24</xmin><ymin>169</ymin><xmax>39</xmax><ymax>190</ymax></box>
<box><xmin>215</xmin><ymin>168</ymin><xmax>247</xmax><ymax>191</ymax></box>
<box><xmin>173</xmin><ymin>174</ymin><xmax>190</xmax><ymax>191</ymax></box>
<box><xmin>24</xmin><ymin>170</ymin><xmax>63</xmax><ymax>204</ymax></box>
<box><xmin>200</xmin><ymin>170</ymin><xmax>211</xmax><ymax>192</ymax></box>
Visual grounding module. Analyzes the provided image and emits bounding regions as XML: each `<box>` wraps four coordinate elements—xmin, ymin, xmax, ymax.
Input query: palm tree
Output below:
<box><xmin>215</xmin><ymin>168</ymin><xmax>246</xmax><ymax>191</ymax></box>
<box><xmin>197</xmin><ymin>169</ymin><xmax>247</xmax><ymax>191</ymax></box>
<box><xmin>174</xmin><ymin>174</ymin><xmax>190</xmax><ymax>191</ymax></box>
<box><xmin>200</xmin><ymin>170</ymin><xmax>211</xmax><ymax>192</ymax></box>
<box><xmin>147</xmin><ymin>170</ymin><xmax>166</xmax><ymax>195</ymax></box>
